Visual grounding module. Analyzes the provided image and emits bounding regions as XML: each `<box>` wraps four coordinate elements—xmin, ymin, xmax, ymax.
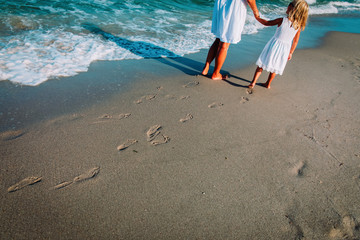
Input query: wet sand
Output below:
<box><xmin>1</xmin><ymin>31</ymin><xmax>360</xmax><ymax>239</ymax></box>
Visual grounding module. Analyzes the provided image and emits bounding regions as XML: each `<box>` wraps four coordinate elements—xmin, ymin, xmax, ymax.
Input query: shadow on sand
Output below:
<box><xmin>224</xmin><ymin>74</ymin><xmax>252</xmax><ymax>88</ymax></box>
<box><xmin>82</xmin><ymin>23</ymin><xmax>205</xmax><ymax>76</ymax></box>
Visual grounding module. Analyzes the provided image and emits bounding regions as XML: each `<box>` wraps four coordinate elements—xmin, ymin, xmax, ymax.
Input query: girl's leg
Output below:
<box><xmin>261</xmin><ymin>72</ymin><xmax>276</xmax><ymax>88</ymax></box>
<box><xmin>202</xmin><ymin>38</ymin><xmax>220</xmax><ymax>75</ymax></box>
<box><xmin>248</xmin><ymin>66</ymin><xmax>263</xmax><ymax>88</ymax></box>
<box><xmin>212</xmin><ymin>41</ymin><xmax>230</xmax><ymax>80</ymax></box>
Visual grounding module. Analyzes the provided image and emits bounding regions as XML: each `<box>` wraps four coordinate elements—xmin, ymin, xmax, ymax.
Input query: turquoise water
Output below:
<box><xmin>0</xmin><ymin>0</ymin><xmax>360</xmax><ymax>85</ymax></box>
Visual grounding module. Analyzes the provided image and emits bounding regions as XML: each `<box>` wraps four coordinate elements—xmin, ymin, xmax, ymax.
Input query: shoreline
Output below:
<box><xmin>1</xmin><ymin>31</ymin><xmax>360</xmax><ymax>239</ymax></box>
<box><xmin>2</xmin><ymin>13</ymin><xmax>360</xmax><ymax>132</ymax></box>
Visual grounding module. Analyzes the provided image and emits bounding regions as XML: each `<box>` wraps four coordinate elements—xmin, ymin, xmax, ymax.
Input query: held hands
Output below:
<box><xmin>254</xmin><ymin>14</ymin><xmax>266</xmax><ymax>25</ymax></box>
<box><xmin>253</xmin><ymin>10</ymin><xmax>264</xmax><ymax>24</ymax></box>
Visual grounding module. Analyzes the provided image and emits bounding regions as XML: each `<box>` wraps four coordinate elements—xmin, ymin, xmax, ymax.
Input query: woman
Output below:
<box><xmin>202</xmin><ymin>0</ymin><xmax>259</xmax><ymax>80</ymax></box>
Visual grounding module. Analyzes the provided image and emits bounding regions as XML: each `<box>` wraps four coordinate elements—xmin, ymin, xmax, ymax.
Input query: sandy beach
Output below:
<box><xmin>1</xmin><ymin>31</ymin><xmax>360</xmax><ymax>239</ymax></box>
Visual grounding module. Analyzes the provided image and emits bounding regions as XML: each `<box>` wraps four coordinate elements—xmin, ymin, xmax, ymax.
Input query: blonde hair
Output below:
<box><xmin>288</xmin><ymin>0</ymin><xmax>309</xmax><ymax>30</ymax></box>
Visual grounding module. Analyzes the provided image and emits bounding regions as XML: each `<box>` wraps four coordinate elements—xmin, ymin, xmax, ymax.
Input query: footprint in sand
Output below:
<box><xmin>134</xmin><ymin>94</ymin><xmax>157</xmax><ymax>104</ymax></box>
<box><xmin>146</xmin><ymin>125</ymin><xmax>162</xmax><ymax>142</ymax></box>
<box><xmin>134</xmin><ymin>98</ymin><xmax>143</xmax><ymax>104</ymax></box>
<box><xmin>92</xmin><ymin>113</ymin><xmax>131</xmax><ymax>124</ymax></box>
<box><xmin>180</xmin><ymin>113</ymin><xmax>193</xmax><ymax>123</ymax></box>
<box><xmin>246</xmin><ymin>88</ymin><xmax>254</xmax><ymax>95</ymax></box>
<box><xmin>8</xmin><ymin>176</ymin><xmax>42</xmax><ymax>193</ymax></box>
<box><xmin>180</xmin><ymin>95</ymin><xmax>190</xmax><ymax>100</ymax></box>
<box><xmin>51</xmin><ymin>181</ymin><xmax>73</xmax><ymax>190</ymax></box>
<box><xmin>165</xmin><ymin>95</ymin><xmax>191</xmax><ymax>100</ymax></box>
<box><xmin>98</xmin><ymin>114</ymin><xmax>112</xmax><ymax>119</ymax></box>
<box><xmin>290</xmin><ymin>161</ymin><xmax>306</xmax><ymax>177</ymax></box>
<box><xmin>52</xmin><ymin>167</ymin><xmax>100</xmax><ymax>190</ymax></box>
<box><xmin>183</xmin><ymin>81</ymin><xmax>199</xmax><ymax>88</ymax></box>
<box><xmin>240</xmin><ymin>97</ymin><xmax>249</xmax><ymax>104</ymax></box>
<box><xmin>146</xmin><ymin>94</ymin><xmax>156</xmax><ymax>100</ymax></box>
<box><xmin>73</xmin><ymin>167</ymin><xmax>100</xmax><ymax>183</ymax></box>
<box><xmin>117</xmin><ymin>139</ymin><xmax>138</xmax><ymax>151</ymax></box>
<box><xmin>165</xmin><ymin>94</ymin><xmax>177</xmax><ymax>100</ymax></box>
<box><xmin>146</xmin><ymin>125</ymin><xmax>170</xmax><ymax>146</ymax></box>
<box><xmin>208</xmin><ymin>102</ymin><xmax>224</xmax><ymax>109</ymax></box>
<box><xmin>151</xmin><ymin>134</ymin><xmax>170</xmax><ymax>146</ymax></box>
<box><xmin>118</xmin><ymin>113</ymin><xmax>131</xmax><ymax>119</ymax></box>
<box><xmin>329</xmin><ymin>215</ymin><xmax>360</xmax><ymax>239</ymax></box>
<box><xmin>1</xmin><ymin>130</ymin><xmax>25</xmax><ymax>141</ymax></box>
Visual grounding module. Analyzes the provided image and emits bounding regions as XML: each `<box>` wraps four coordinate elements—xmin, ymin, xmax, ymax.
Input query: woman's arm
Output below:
<box><xmin>247</xmin><ymin>0</ymin><xmax>259</xmax><ymax>17</ymax></box>
<box><xmin>288</xmin><ymin>29</ymin><xmax>301</xmax><ymax>60</ymax></box>
<box><xmin>255</xmin><ymin>16</ymin><xmax>283</xmax><ymax>27</ymax></box>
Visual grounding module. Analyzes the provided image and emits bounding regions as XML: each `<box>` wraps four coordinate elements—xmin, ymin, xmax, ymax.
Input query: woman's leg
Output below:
<box><xmin>248</xmin><ymin>66</ymin><xmax>263</xmax><ymax>88</ymax></box>
<box><xmin>202</xmin><ymin>38</ymin><xmax>220</xmax><ymax>75</ymax></box>
<box><xmin>212</xmin><ymin>41</ymin><xmax>230</xmax><ymax>80</ymax></box>
<box><xmin>261</xmin><ymin>72</ymin><xmax>276</xmax><ymax>88</ymax></box>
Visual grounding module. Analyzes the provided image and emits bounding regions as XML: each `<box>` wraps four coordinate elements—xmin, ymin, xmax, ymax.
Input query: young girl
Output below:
<box><xmin>248</xmin><ymin>0</ymin><xmax>309</xmax><ymax>89</ymax></box>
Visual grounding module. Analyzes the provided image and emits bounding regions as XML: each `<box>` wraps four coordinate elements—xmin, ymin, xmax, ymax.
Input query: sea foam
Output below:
<box><xmin>0</xmin><ymin>0</ymin><xmax>359</xmax><ymax>86</ymax></box>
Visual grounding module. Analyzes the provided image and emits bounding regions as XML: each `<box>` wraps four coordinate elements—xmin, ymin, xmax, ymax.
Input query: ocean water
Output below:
<box><xmin>1</xmin><ymin>0</ymin><xmax>360</xmax><ymax>86</ymax></box>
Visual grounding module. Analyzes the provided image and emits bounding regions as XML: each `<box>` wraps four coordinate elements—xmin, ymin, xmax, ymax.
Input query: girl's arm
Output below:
<box><xmin>288</xmin><ymin>29</ymin><xmax>301</xmax><ymax>60</ymax></box>
<box><xmin>247</xmin><ymin>0</ymin><xmax>259</xmax><ymax>17</ymax></box>
<box><xmin>255</xmin><ymin>16</ymin><xmax>283</xmax><ymax>27</ymax></box>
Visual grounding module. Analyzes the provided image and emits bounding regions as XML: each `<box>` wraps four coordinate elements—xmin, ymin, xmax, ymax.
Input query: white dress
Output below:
<box><xmin>211</xmin><ymin>0</ymin><xmax>248</xmax><ymax>44</ymax></box>
<box><xmin>256</xmin><ymin>17</ymin><xmax>298</xmax><ymax>75</ymax></box>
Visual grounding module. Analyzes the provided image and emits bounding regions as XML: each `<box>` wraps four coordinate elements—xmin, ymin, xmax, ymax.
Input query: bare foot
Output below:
<box><xmin>201</xmin><ymin>65</ymin><xmax>209</xmax><ymax>76</ymax></box>
<box><xmin>260</xmin><ymin>83</ymin><xmax>271</xmax><ymax>89</ymax></box>
<box><xmin>211</xmin><ymin>73</ymin><xmax>229</xmax><ymax>81</ymax></box>
<box><xmin>248</xmin><ymin>82</ymin><xmax>255</xmax><ymax>88</ymax></box>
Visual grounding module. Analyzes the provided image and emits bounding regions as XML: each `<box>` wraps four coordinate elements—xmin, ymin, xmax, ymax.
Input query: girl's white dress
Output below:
<box><xmin>256</xmin><ymin>17</ymin><xmax>298</xmax><ymax>75</ymax></box>
<box><xmin>211</xmin><ymin>0</ymin><xmax>248</xmax><ymax>44</ymax></box>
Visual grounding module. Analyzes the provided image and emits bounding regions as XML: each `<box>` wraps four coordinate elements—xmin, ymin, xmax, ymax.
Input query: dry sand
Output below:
<box><xmin>1</xmin><ymin>31</ymin><xmax>360</xmax><ymax>239</ymax></box>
